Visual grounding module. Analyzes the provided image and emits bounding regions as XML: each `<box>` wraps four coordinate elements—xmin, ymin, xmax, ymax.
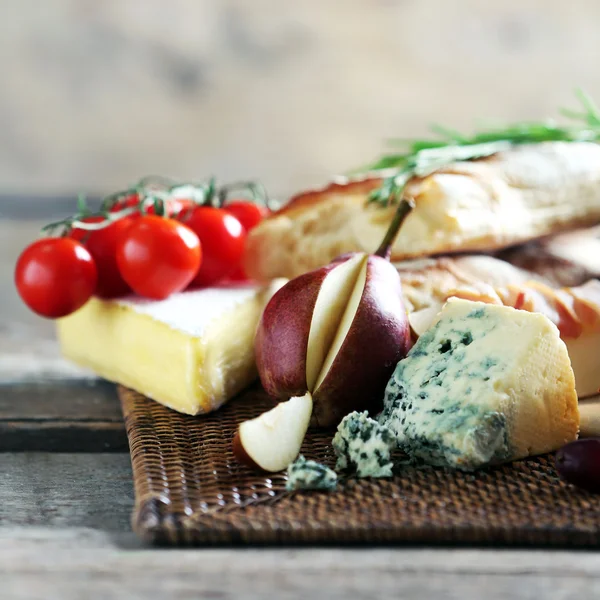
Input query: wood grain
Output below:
<box><xmin>3</xmin><ymin>527</ymin><xmax>600</xmax><ymax>599</ymax></box>
<box><xmin>0</xmin><ymin>453</ymin><xmax>134</xmax><ymax>531</ymax></box>
<box><xmin>0</xmin><ymin>380</ymin><xmax>127</xmax><ymax>452</ymax></box>
<box><xmin>0</xmin><ymin>380</ymin><xmax>121</xmax><ymax>421</ymax></box>
<box><xmin>0</xmin><ymin>419</ymin><xmax>126</xmax><ymax>453</ymax></box>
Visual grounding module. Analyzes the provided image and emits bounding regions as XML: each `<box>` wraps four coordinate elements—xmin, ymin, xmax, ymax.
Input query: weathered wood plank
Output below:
<box><xmin>0</xmin><ymin>454</ymin><xmax>134</xmax><ymax>531</ymax></box>
<box><xmin>0</xmin><ymin>380</ymin><xmax>127</xmax><ymax>451</ymax></box>
<box><xmin>0</xmin><ymin>420</ymin><xmax>127</xmax><ymax>452</ymax></box>
<box><xmin>0</xmin><ymin>379</ymin><xmax>121</xmax><ymax>420</ymax></box>
<box><xmin>2</xmin><ymin>527</ymin><xmax>600</xmax><ymax>599</ymax></box>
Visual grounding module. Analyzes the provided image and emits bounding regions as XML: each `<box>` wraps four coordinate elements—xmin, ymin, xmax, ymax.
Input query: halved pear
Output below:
<box><xmin>255</xmin><ymin>254</ymin><xmax>366</xmax><ymax>398</ymax></box>
<box><xmin>311</xmin><ymin>255</ymin><xmax>412</xmax><ymax>426</ymax></box>
<box><xmin>242</xmin><ymin>200</ymin><xmax>414</xmax><ymax>470</ymax></box>
<box><xmin>255</xmin><ymin>252</ymin><xmax>411</xmax><ymax>428</ymax></box>
<box><xmin>232</xmin><ymin>393</ymin><xmax>313</xmax><ymax>472</ymax></box>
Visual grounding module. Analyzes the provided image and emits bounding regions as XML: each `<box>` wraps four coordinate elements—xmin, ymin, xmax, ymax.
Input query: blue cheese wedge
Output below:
<box><xmin>381</xmin><ymin>298</ymin><xmax>579</xmax><ymax>470</ymax></box>
<box><xmin>286</xmin><ymin>455</ymin><xmax>337</xmax><ymax>491</ymax></box>
<box><xmin>332</xmin><ymin>411</ymin><xmax>396</xmax><ymax>477</ymax></box>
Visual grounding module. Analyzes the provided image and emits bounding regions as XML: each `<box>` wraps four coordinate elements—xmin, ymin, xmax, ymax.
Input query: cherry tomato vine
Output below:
<box><xmin>15</xmin><ymin>176</ymin><xmax>274</xmax><ymax>318</ymax></box>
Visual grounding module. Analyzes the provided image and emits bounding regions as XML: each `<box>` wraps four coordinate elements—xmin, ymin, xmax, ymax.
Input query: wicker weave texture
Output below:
<box><xmin>120</xmin><ymin>385</ymin><xmax>600</xmax><ymax>546</ymax></box>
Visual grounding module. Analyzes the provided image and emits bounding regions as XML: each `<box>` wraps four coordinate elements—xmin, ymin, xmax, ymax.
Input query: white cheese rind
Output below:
<box><xmin>115</xmin><ymin>283</ymin><xmax>262</xmax><ymax>336</ymax></box>
<box><xmin>381</xmin><ymin>299</ymin><xmax>579</xmax><ymax>470</ymax></box>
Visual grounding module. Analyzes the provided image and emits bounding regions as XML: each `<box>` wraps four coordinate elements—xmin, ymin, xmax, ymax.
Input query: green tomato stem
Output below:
<box><xmin>39</xmin><ymin>175</ymin><xmax>275</xmax><ymax>237</ymax></box>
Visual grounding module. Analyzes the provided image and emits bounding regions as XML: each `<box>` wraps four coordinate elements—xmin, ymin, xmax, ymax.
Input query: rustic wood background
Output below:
<box><xmin>3</xmin><ymin>0</ymin><xmax>600</xmax><ymax>199</ymax></box>
<box><xmin>4</xmin><ymin>3</ymin><xmax>600</xmax><ymax>595</ymax></box>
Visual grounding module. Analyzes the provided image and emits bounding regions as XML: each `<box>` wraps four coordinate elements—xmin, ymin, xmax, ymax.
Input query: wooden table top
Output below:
<box><xmin>2</xmin><ymin>210</ymin><xmax>600</xmax><ymax>600</ymax></box>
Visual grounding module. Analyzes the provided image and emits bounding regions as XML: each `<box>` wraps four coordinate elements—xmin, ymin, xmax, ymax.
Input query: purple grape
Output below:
<box><xmin>555</xmin><ymin>439</ymin><xmax>600</xmax><ymax>493</ymax></box>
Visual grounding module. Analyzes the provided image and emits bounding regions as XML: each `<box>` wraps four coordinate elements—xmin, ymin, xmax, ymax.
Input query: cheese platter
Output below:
<box><xmin>12</xmin><ymin>92</ymin><xmax>600</xmax><ymax>545</ymax></box>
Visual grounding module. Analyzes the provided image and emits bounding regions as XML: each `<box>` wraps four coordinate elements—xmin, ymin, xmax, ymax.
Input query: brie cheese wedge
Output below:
<box><xmin>57</xmin><ymin>281</ymin><xmax>284</xmax><ymax>415</ymax></box>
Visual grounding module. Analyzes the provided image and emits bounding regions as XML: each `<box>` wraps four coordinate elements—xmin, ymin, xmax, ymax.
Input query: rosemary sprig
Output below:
<box><xmin>363</xmin><ymin>89</ymin><xmax>600</xmax><ymax>206</ymax></box>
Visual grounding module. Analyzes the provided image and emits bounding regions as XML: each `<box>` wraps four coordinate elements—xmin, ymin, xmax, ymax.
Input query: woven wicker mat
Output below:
<box><xmin>120</xmin><ymin>384</ymin><xmax>600</xmax><ymax>546</ymax></box>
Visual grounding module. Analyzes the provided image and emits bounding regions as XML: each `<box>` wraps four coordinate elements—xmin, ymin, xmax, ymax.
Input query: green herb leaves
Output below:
<box><xmin>364</xmin><ymin>89</ymin><xmax>600</xmax><ymax>206</ymax></box>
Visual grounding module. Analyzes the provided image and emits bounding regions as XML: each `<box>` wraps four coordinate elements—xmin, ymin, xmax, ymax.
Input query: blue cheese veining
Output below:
<box><xmin>332</xmin><ymin>411</ymin><xmax>396</xmax><ymax>477</ymax></box>
<box><xmin>286</xmin><ymin>455</ymin><xmax>337</xmax><ymax>491</ymax></box>
<box><xmin>380</xmin><ymin>299</ymin><xmax>579</xmax><ymax>470</ymax></box>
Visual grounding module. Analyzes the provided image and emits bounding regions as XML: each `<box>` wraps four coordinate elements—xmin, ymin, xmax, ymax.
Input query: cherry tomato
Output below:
<box><xmin>225</xmin><ymin>201</ymin><xmax>269</xmax><ymax>232</ymax></box>
<box><xmin>109</xmin><ymin>193</ymin><xmax>140</xmax><ymax>213</ymax></box>
<box><xmin>183</xmin><ymin>207</ymin><xmax>246</xmax><ymax>287</ymax></box>
<box><xmin>227</xmin><ymin>266</ymin><xmax>250</xmax><ymax>282</ymax></box>
<box><xmin>116</xmin><ymin>215</ymin><xmax>201</xmax><ymax>300</ymax></box>
<box><xmin>69</xmin><ymin>216</ymin><xmax>133</xmax><ymax>299</ymax></box>
<box><xmin>15</xmin><ymin>238</ymin><xmax>97</xmax><ymax>319</ymax></box>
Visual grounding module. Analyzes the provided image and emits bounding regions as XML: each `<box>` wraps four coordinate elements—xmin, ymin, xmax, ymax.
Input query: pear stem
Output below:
<box><xmin>374</xmin><ymin>198</ymin><xmax>415</xmax><ymax>260</ymax></box>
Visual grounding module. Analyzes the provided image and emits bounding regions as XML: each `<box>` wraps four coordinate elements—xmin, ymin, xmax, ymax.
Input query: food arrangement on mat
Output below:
<box><xmin>13</xmin><ymin>92</ymin><xmax>600</xmax><ymax>503</ymax></box>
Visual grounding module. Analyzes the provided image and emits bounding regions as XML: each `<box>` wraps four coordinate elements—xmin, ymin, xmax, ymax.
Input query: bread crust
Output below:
<box><xmin>245</xmin><ymin>142</ymin><xmax>600</xmax><ymax>280</ymax></box>
<box><xmin>498</xmin><ymin>225</ymin><xmax>600</xmax><ymax>287</ymax></box>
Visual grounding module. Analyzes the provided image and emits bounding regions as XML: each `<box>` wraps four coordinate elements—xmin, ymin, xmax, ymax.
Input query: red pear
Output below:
<box><xmin>253</xmin><ymin>200</ymin><xmax>414</xmax><ymax>428</ymax></box>
<box><xmin>255</xmin><ymin>254</ymin><xmax>364</xmax><ymax>399</ymax></box>
<box><xmin>310</xmin><ymin>253</ymin><xmax>411</xmax><ymax>426</ymax></box>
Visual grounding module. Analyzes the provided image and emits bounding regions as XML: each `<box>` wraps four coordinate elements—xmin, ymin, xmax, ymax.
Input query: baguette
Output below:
<box><xmin>393</xmin><ymin>254</ymin><xmax>549</xmax><ymax>313</ymax></box>
<box><xmin>245</xmin><ymin>142</ymin><xmax>600</xmax><ymax>281</ymax></box>
<box><xmin>498</xmin><ymin>225</ymin><xmax>600</xmax><ymax>287</ymax></box>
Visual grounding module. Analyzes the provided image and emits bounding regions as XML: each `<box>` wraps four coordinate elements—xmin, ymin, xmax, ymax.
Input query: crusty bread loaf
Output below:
<box><xmin>498</xmin><ymin>225</ymin><xmax>600</xmax><ymax>287</ymax></box>
<box><xmin>391</xmin><ymin>254</ymin><xmax>548</xmax><ymax>313</ymax></box>
<box><xmin>244</xmin><ymin>142</ymin><xmax>600</xmax><ymax>281</ymax></box>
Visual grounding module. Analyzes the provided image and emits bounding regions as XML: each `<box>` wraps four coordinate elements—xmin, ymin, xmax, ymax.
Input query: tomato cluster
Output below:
<box><xmin>15</xmin><ymin>187</ymin><xmax>270</xmax><ymax>319</ymax></box>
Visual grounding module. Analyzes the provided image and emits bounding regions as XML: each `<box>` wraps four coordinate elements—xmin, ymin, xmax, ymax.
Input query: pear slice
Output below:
<box><xmin>305</xmin><ymin>253</ymin><xmax>366</xmax><ymax>390</ymax></box>
<box><xmin>314</xmin><ymin>256</ymin><xmax>368</xmax><ymax>392</ymax></box>
<box><xmin>232</xmin><ymin>393</ymin><xmax>313</xmax><ymax>472</ymax></box>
